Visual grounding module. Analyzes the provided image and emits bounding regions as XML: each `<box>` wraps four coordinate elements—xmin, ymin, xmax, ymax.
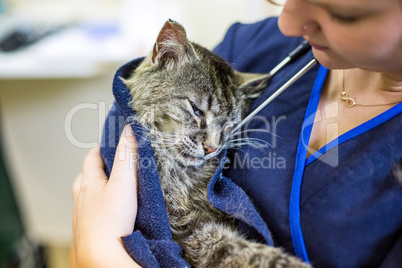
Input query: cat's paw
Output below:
<box><xmin>184</xmin><ymin>223</ymin><xmax>311</xmax><ymax>268</ymax></box>
<box><xmin>214</xmin><ymin>242</ymin><xmax>311</xmax><ymax>268</ymax></box>
<box><xmin>249</xmin><ymin>245</ymin><xmax>311</xmax><ymax>268</ymax></box>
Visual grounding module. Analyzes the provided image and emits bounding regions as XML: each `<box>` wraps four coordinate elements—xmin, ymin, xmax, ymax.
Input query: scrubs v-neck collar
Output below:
<box><xmin>289</xmin><ymin>66</ymin><xmax>402</xmax><ymax>262</ymax></box>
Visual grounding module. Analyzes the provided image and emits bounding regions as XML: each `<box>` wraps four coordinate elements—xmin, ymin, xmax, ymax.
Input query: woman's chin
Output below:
<box><xmin>312</xmin><ymin>49</ymin><xmax>354</xmax><ymax>70</ymax></box>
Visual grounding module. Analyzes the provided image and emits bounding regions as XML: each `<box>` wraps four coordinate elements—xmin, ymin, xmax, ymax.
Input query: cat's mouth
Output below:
<box><xmin>180</xmin><ymin>153</ymin><xmax>205</xmax><ymax>167</ymax></box>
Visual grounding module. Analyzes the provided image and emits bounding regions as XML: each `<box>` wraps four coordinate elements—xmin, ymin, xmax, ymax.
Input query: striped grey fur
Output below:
<box><xmin>123</xmin><ymin>20</ymin><xmax>310</xmax><ymax>268</ymax></box>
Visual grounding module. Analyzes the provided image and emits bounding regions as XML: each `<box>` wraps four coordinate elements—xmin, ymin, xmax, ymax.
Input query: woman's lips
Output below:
<box><xmin>308</xmin><ymin>41</ymin><xmax>329</xmax><ymax>51</ymax></box>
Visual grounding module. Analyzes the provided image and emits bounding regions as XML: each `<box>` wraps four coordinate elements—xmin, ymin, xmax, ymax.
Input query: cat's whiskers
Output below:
<box><xmin>225</xmin><ymin>137</ymin><xmax>272</xmax><ymax>152</ymax></box>
<box><xmin>173</xmin><ymin>148</ymin><xmax>194</xmax><ymax>169</ymax></box>
<box><xmin>132</xmin><ymin>125</ymin><xmax>184</xmax><ymax>152</ymax></box>
<box><xmin>138</xmin><ymin>126</ymin><xmax>183</xmax><ymax>148</ymax></box>
<box><xmin>174</xmin><ymin>149</ymin><xmax>186</xmax><ymax>162</ymax></box>
<box><xmin>230</xmin><ymin>128</ymin><xmax>280</xmax><ymax>139</ymax></box>
<box><xmin>225</xmin><ymin>128</ymin><xmax>277</xmax><ymax>152</ymax></box>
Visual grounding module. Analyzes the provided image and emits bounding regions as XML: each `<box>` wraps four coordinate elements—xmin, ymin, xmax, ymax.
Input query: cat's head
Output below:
<box><xmin>125</xmin><ymin>20</ymin><xmax>270</xmax><ymax>167</ymax></box>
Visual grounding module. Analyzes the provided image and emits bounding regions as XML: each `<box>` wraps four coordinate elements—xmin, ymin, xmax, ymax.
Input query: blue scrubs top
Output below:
<box><xmin>214</xmin><ymin>17</ymin><xmax>402</xmax><ymax>267</ymax></box>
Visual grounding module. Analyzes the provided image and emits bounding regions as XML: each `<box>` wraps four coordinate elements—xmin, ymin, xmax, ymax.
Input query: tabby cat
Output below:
<box><xmin>123</xmin><ymin>19</ymin><xmax>310</xmax><ymax>268</ymax></box>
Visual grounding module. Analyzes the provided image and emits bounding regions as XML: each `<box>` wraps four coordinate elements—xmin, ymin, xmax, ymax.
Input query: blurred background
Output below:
<box><xmin>0</xmin><ymin>0</ymin><xmax>281</xmax><ymax>267</ymax></box>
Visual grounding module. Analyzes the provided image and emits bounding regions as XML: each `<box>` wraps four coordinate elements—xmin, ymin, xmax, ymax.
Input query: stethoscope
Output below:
<box><xmin>231</xmin><ymin>40</ymin><xmax>319</xmax><ymax>263</ymax></box>
<box><xmin>232</xmin><ymin>40</ymin><xmax>318</xmax><ymax>134</ymax></box>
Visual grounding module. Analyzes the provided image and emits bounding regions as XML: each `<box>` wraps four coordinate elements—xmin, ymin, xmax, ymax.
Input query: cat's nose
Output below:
<box><xmin>203</xmin><ymin>144</ymin><xmax>216</xmax><ymax>155</ymax></box>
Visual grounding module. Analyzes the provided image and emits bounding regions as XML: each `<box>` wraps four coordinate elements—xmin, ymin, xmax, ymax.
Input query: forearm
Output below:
<box><xmin>71</xmin><ymin>239</ymin><xmax>140</xmax><ymax>268</ymax></box>
<box><xmin>70</xmin><ymin>243</ymin><xmax>77</xmax><ymax>268</ymax></box>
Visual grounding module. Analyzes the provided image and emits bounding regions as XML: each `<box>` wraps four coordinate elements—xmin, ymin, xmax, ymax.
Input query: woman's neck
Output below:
<box><xmin>330</xmin><ymin>69</ymin><xmax>402</xmax><ymax>104</ymax></box>
<box><xmin>379</xmin><ymin>71</ymin><xmax>402</xmax><ymax>93</ymax></box>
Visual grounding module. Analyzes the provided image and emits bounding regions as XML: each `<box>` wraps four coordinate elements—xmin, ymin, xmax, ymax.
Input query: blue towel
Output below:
<box><xmin>100</xmin><ymin>58</ymin><xmax>274</xmax><ymax>268</ymax></box>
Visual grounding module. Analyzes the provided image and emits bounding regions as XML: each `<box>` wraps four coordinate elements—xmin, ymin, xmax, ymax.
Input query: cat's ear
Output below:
<box><xmin>237</xmin><ymin>72</ymin><xmax>271</xmax><ymax>99</ymax></box>
<box><xmin>152</xmin><ymin>19</ymin><xmax>197</xmax><ymax>68</ymax></box>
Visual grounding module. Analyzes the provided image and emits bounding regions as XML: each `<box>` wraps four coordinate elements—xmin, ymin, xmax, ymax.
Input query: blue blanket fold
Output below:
<box><xmin>100</xmin><ymin>58</ymin><xmax>274</xmax><ymax>268</ymax></box>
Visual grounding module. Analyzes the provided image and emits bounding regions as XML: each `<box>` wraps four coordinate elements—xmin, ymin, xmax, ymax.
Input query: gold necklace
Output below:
<box><xmin>339</xmin><ymin>70</ymin><xmax>402</xmax><ymax>108</ymax></box>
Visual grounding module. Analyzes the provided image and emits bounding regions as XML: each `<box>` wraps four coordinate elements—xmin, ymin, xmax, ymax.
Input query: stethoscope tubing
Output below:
<box><xmin>231</xmin><ymin>41</ymin><xmax>317</xmax><ymax>134</ymax></box>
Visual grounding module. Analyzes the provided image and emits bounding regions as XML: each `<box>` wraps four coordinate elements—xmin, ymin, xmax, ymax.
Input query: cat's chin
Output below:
<box><xmin>179</xmin><ymin>153</ymin><xmax>205</xmax><ymax>168</ymax></box>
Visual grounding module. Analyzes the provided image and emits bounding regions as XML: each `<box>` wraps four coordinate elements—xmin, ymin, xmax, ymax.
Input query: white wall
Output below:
<box><xmin>118</xmin><ymin>0</ymin><xmax>282</xmax><ymax>50</ymax></box>
<box><xmin>8</xmin><ymin>0</ymin><xmax>282</xmax><ymax>51</ymax></box>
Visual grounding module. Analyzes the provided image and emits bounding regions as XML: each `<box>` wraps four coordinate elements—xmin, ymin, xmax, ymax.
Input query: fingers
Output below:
<box><xmin>72</xmin><ymin>147</ymin><xmax>106</xmax><ymax>209</ymax></box>
<box><xmin>82</xmin><ymin>147</ymin><xmax>107</xmax><ymax>181</ymax></box>
<box><xmin>71</xmin><ymin>124</ymin><xmax>139</xmax><ymax>268</ymax></box>
<box><xmin>110</xmin><ymin>125</ymin><xmax>138</xmax><ymax>184</ymax></box>
<box><xmin>72</xmin><ymin>124</ymin><xmax>138</xmax><ymax>198</ymax></box>
<box><xmin>72</xmin><ymin>173</ymin><xmax>83</xmax><ymax>201</ymax></box>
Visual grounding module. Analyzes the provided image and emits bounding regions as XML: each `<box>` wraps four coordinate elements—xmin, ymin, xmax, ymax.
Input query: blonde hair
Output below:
<box><xmin>265</xmin><ymin>0</ymin><xmax>285</xmax><ymax>6</ymax></box>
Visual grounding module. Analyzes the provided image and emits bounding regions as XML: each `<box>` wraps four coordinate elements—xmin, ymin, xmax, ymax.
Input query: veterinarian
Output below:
<box><xmin>71</xmin><ymin>0</ymin><xmax>402</xmax><ymax>267</ymax></box>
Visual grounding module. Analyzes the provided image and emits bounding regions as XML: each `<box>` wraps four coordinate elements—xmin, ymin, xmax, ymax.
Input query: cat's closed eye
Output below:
<box><xmin>188</xmin><ymin>99</ymin><xmax>204</xmax><ymax>117</ymax></box>
<box><xmin>192</xmin><ymin>106</ymin><xmax>203</xmax><ymax>116</ymax></box>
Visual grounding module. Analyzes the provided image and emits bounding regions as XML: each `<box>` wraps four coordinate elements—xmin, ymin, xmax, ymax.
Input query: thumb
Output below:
<box><xmin>109</xmin><ymin>125</ymin><xmax>138</xmax><ymax>184</ymax></box>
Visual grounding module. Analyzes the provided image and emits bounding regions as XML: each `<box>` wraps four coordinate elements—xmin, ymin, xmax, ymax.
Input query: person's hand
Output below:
<box><xmin>71</xmin><ymin>125</ymin><xmax>140</xmax><ymax>268</ymax></box>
